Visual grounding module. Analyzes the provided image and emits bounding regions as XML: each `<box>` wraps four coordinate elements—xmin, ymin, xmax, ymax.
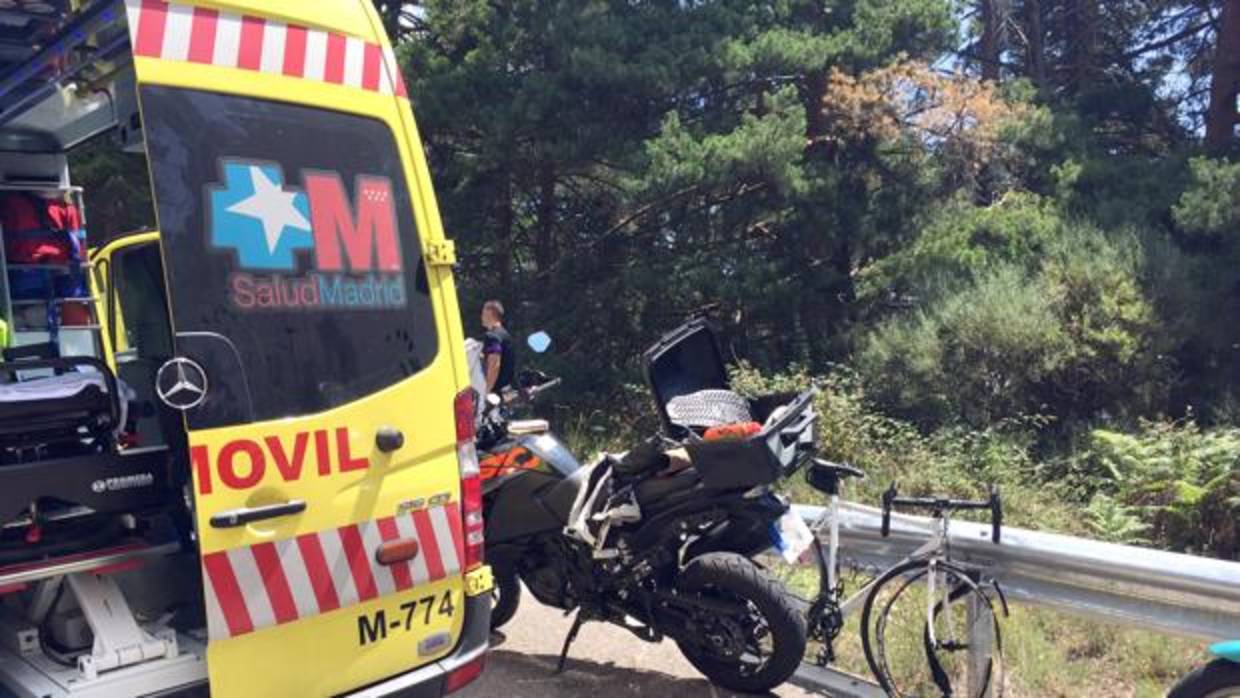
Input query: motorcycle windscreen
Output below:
<box><xmin>642</xmin><ymin>318</ymin><xmax>730</xmax><ymax>432</ymax></box>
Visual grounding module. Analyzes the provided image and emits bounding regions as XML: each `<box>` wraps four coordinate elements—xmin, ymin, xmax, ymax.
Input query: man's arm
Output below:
<box><xmin>485</xmin><ymin>353</ymin><xmax>501</xmax><ymax>393</ymax></box>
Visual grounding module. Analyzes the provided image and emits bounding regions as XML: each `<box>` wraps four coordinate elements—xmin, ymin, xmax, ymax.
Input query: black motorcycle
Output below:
<box><xmin>481</xmin><ymin>319</ymin><xmax>818</xmax><ymax>693</ymax></box>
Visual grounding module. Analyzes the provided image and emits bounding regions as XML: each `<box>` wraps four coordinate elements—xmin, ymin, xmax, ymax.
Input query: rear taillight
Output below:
<box><xmin>444</xmin><ymin>653</ymin><xmax>486</xmax><ymax>694</ymax></box>
<box><xmin>454</xmin><ymin>389</ymin><xmax>485</xmax><ymax>570</ymax></box>
<box><xmin>454</xmin><ymin>387</ymin><xmax>477</xmax><ymax>443</ymax></box>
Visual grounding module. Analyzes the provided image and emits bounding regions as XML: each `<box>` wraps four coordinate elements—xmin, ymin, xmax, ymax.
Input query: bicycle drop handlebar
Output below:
<box><xmin>880</xmin><ymin>484</ymin><xmax>1003</xmax><ymax>544</ymax></box>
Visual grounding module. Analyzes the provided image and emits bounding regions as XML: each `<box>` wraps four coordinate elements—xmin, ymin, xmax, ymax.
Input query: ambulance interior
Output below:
<box><xmin>0</xmin><ymin>3</ymin><xmax>209</xmax><ymax>695</ymax></box>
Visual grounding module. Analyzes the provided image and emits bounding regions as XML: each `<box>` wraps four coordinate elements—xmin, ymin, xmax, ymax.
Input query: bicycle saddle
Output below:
<box><xmin>806</xmin><ymin>459</ymin><xmax>865</xmax><ymax>496</ymax></box>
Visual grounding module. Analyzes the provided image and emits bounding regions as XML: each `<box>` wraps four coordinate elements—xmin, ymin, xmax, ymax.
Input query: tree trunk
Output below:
<box><xmin>979</xmin><ymin>0</ymin><xmax>1002</xmax><ymax>81</ymax></box>
<box><xmin>798</xmin><ymin>68</ymin><xmax>857</xmax><ymax>367</ymax></box>
<box><xmin>1206</xmin><ymin>0</ymin><xmax>1240</xmax><ymax>154</ymax></box>
<box><xmin>534</xmin><ymin>162</ymin><xmax>557</xmax><ymax>271</ymax></box>
<box><xmin>1066</xmin><ymin>0</ymin><xmax>1099</xmax><ymax>92</ymax></box>
<box><xmin>1023</xmin><ymin>0</ymin><xmax>1047</xmax><ymax>87</ymax></box>
<box><xmin>493</xmin><ymin>171</ymin><xmax>514</xmax><ymax>292</ymax></box>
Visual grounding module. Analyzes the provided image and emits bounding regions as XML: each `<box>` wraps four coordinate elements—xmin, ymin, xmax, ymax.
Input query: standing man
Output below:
<box><xmin>481</xmin><ymin>300</ymin><xmax>515</xmax><ymax>394</ymax></box>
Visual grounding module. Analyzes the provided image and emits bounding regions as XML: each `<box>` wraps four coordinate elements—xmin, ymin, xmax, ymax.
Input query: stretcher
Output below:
<box><xmin>0</xmin><ymin>357</ymin><xmax>122</xmax><ymax>452</ymax></box>
<box><xmin>0</xmin><ymin>356</ymin><xmax>169</xmax><ymax>538</ymax></box>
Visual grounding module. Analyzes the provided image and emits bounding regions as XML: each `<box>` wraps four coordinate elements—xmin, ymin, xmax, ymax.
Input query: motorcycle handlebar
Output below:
<box><xmin>880</xmin><ymin>483</ymin><xmax>1003</xmax><ymax>544</ymax></box>
<box><xmin>499</xmin><ymin>377</ymin><xmax>562</xmax><ymax>406</ymax></box>
<box><xmin>527</xmin><ymin>377</ymin><xmax>562</xmax><ymax>398</ymax></box>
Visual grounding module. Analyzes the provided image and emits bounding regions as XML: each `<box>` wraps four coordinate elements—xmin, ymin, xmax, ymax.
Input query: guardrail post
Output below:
<box><xmin>966</xmin><ymin>591</ymin><xmax>995</xmax><ymax>698</ymax></box>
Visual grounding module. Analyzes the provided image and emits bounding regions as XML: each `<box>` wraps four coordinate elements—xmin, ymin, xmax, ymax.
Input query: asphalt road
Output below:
<box><xmin>460</xmin><ymin>594</ymin><xmax>821</xmax><ymax>698</ymax></box>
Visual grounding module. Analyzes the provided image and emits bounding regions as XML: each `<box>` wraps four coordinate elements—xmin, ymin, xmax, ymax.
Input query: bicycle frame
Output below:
<box><xmin>811</xmin><ymin>493</ymin><xmax>955</xmax><ymax>621</ymax></box>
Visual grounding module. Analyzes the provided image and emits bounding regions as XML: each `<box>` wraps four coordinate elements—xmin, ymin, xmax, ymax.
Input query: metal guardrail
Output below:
<box><xmin>789</xmin><ymin>501</ymin><xmax>1240</xmax><ymax>696</ymax></box>
<box><xmin>794</xmin><ymin>502</ymin><xmax>1240</xmax><ymax>639</ymax></box>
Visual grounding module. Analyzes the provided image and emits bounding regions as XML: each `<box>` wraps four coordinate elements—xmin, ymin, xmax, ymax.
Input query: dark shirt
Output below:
<box><xmin>482</xmin><ymin>326</ymin><xmax>515</xmax><ymax>391</ymax></box>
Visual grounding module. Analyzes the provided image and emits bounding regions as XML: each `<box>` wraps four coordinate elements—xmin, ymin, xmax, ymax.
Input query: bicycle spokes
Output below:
<box><xmin>866</xmin><ymin>562</ymin><xmax>1003</xmax><ymax>698</ymax></box>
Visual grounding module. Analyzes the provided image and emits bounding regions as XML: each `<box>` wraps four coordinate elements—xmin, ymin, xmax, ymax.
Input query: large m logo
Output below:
<box><xmin>305</xmin><ymin>172</ymin><xmax>402</xmax><ymax>273</ymax></box>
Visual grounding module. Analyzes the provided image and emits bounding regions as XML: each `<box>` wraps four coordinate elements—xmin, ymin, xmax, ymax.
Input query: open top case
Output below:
<box><xmin>642</xmin><ymin>318</ymin><xmax>817</xmax><ymax>488</ymax></box>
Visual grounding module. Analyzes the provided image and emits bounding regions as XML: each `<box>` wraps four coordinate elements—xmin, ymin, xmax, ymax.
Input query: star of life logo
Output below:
<box><xmin>208</xmin><ymin>159</ymin><xmax>407</xmax><ymax>311</ymax></box>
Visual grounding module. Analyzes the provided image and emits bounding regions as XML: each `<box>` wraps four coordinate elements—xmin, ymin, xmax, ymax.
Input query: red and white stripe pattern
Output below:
<box><xmin>200</xmin><ymin>503</ymin><xmax>463</xmax><ymax>640</ymax></box>
<box><xmin>124</xmin><ymin>0</ymin><xmax>408</xmax><ymax>98</ymax></box>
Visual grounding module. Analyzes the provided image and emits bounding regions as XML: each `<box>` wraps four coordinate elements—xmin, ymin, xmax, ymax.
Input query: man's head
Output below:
<box><xmin>481</xmin><ymin>300</ymin><xmax>505</xmax><ymax>330</ymax></box>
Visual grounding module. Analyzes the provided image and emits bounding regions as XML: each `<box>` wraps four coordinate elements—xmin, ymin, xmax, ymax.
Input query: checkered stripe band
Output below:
<box><xmin>200</xmin><ymin>504</ymin><xmax>463</xmax><ymax>640</ymax></box>
<box><xmin>124</xmin><ymin>0</ymin><xmax>409</xmax><ymax>97</ymax></box>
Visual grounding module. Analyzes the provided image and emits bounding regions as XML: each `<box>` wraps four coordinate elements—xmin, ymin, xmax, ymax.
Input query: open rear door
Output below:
<box><xmin>125</xmin><ymin>2</ymin><xmax>470</xmax><ymax>695</ymax></box>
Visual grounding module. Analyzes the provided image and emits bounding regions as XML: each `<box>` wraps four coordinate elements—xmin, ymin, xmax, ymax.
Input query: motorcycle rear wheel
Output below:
<box><xmin>490</xmin><ymin>564</ymin><xmax>521</xmax><ymax>631</ymax></box>
<box><xmin>674</xmin><ymin>552</ymin><xmax>807</xmax><ymax>694</ymax></box>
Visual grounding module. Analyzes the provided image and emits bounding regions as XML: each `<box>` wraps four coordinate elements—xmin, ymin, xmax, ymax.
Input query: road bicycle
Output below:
<box><xmin>801</xmin><ymin>460</ymin><xmax>1007</xmax><ymax>698</ymax></box>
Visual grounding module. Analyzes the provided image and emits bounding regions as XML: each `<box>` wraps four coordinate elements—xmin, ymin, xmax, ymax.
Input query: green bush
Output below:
<box><xmin>859</xmin><ymin>266</ymin><xmax>1067</xmax><ymax>427</ymax></box>
<box><xmin>856</xmin><ymin>221</ymin><xmax>1164</xmax><ymax>431</ymax></box>
<box><xmin>1038</xmin><ymin>226</ymin><xmax>1165</xmax><ymax>423</ymax></box>
<box><xmin>859</xmin><ymin>191</ymin><xmax>1062</xmax><ymax>302</ymax></box>
<box><xmin>1173</xmin><ymin>157</ymin><xmax>1240</xmax><ymax>239</ymax></box>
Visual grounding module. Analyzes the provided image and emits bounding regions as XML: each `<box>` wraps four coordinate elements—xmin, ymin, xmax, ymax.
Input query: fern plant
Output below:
<box><xmin>1087</xmin><ymin>421</ymin><xmax>1239</xmax><ymax>557</ymax></box>
<box><xmin>1084</xmin><ymin>494</ymin><xmax>1152</xmax><ymax>545</ymax></box>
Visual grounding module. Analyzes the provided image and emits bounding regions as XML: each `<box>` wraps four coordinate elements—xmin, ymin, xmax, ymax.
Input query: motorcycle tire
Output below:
<box><xmin>674</xmin><ymin>552</ymin><xmax>807</xmax><ymax>694</ymax></box>
<box><xmin>490</xmin><ymin>564</ymin><xmax>521</xmax><ymax>631</ymax></box>
<box><xmin>1168</xmin><ymin>659</ymin><xmax>1240</xmax><ymax>698</ymax></box>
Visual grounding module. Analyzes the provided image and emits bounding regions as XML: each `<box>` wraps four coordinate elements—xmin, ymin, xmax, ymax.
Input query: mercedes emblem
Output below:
<box><xmin>156</xmin><ymin>357</ymin><xmax>209</xmax><ymax>411</ymax></box>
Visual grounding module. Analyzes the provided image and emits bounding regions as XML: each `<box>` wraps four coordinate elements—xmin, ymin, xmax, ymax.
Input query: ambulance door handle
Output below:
<box><xmin>209</xmin><ymin>500</ymin><xmax>307</xmax><ymax>529</ymax></box>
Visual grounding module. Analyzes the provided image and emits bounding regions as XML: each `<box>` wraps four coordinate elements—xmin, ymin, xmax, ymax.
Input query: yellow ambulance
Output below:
<box><xmin>0</xmin><ymin>1</ymin><xmax>490</xmax><ymax>696</ymax></box>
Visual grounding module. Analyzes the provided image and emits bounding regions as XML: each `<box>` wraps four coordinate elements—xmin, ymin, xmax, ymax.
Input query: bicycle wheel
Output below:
<box><xmin>860</xmin><ymin>559</ymin><xmax>1003</xmax><ymax>698</ymax></box>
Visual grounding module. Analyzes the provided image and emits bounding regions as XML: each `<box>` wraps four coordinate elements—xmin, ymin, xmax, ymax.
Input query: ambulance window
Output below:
<box><xmin>138</xmin><ymin>87</ymin><xmax>438</xmax><ymax>427</ymax></box>
<box><xmin>111</xmin><ymin>243</ymin><xmax>173</xmax><ymax>359</ymax></box>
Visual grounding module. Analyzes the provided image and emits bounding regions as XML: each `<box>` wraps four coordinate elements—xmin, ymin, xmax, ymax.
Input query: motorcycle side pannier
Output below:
<box><xmin>643</xmin><ymin>319</ymin><xmax>816</xmax><ymax>488</ymax></box>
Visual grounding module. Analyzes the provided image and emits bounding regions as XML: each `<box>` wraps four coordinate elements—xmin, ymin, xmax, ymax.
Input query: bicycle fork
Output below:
<box><xmin>927</xmin><ymin>558</ymin><xmax>963</xmax><ymax>648</ymax></box>
<box><xmin>927</xmin><ymin>514</ymin><xmax>966</xmax><ymax>653</ymax></box>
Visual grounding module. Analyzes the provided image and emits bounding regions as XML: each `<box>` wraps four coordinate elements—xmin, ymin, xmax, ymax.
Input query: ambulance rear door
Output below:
<box><xmin>123</xmin><ymin>1</ymin><xmax>472</xmax><ymax>694</ymax></box>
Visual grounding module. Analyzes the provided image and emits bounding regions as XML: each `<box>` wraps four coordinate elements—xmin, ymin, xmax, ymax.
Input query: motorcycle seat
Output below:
<box><xmin>613</xmin><ymin>442</ymin><xmax>669</xmax><ymax>480</ymax></box>
<box><xmin>635</xmin><ymin>468</ymin><xmax>701</xmax><ymax>507</ymax></box>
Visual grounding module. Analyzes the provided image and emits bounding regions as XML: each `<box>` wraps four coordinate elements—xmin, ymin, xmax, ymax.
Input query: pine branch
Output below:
<box><xmin>1123</xmin><ymin>21</ymin><xmax>1214</xmax><ymax>60</ymax></box>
